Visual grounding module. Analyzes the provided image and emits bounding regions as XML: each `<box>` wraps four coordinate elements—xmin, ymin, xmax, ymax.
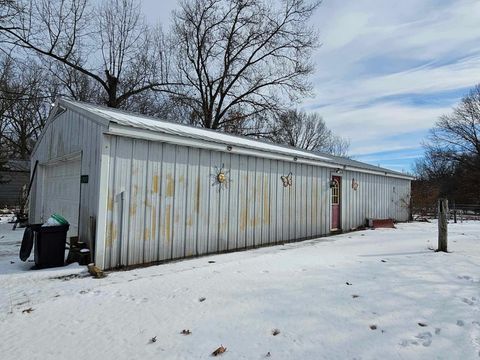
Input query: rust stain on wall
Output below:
<box><xmin>312</xmin><ymin>182</ymin><xmax>318</xmax><ymax>220</ymax></box>
<box><xmin>194</xmin><ymin>177</ymin><xmax>200</xmax><ymax>213</ymax></box>
<box><xmin>152</xmin><ymin>175</ymin><xmax>159</xmax><ymax>194</ymax></box>
<box><xmin>152</xmin><ymin>206</ymin><xmax>157</xmax><ymax>240</ymax></box>
<box><xmin>263</xmin><ymin>175</ymin><xmax>270</xmax><ymax>225</ymax></box>
<box><xmin>165</xmin><ymin>204</ymin><xmax>172</xmax><ymax>243</ymax></box>
<box><xmin>130</xmin><ymin>204</ymin><xmax>137</xmax><ymax>216</ymax></box>
<box><xmin>105</xmin><ymin>221</ymin><xmax>116</xmax><ymax>247</ymax></box>
<box><xmin>239</xmin><ymin>207</ymin><xmax>247</xmax><ymax>231</ymax></box>
<box><xmin>166</xmin><ymin>174</ymin><xmax>174</xmax><ymax>197</ymax></box>
<box><xmin>107</xmin><ymin>196</ymin><xmax>114</xmax><ymax>211</ymax></box>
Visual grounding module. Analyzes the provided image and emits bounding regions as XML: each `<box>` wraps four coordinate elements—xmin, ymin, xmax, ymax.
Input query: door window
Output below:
<box><xmin>331</xmin><ymin>179</ymin><xmax>339</xmax><ymax>205</ymax></box>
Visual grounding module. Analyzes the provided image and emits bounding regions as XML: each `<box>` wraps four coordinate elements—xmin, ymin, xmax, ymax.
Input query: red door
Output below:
<box><xmin>331</xmin><ymin>176</ymin><xmax>341</xmax><ymax>230</ymax></box>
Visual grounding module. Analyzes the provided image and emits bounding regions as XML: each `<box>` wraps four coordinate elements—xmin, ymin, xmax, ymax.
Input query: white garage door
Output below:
<box><xmin>42</xmin><ymin>158</ymin><xmax>81</xmax><ymax>238</ymax></box>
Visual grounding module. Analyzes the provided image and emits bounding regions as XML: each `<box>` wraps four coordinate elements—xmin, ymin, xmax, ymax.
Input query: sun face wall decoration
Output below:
<box><xmin>210</xmin><ymin>163</ymin><xmax>231</xmax><ymax>190</ymax></box>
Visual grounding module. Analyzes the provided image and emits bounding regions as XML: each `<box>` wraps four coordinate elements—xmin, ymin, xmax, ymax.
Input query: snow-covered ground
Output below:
<box><xmin>1</xmin><ymin>220</ymin><xmax>479</xmax><ymax>359</ymax></box>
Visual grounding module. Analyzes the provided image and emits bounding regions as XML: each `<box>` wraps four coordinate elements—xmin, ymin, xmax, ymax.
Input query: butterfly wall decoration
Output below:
<box><xmin>281</xmin><ymin>172</ymin><xmax>293</xmax><ymax>187</ymax></box>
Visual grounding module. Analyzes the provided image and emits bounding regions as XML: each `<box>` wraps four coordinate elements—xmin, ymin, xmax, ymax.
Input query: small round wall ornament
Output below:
<box><xmin>211</xmin><ymin>163</ymin><xmax>231</xmax><ymax>190</ymax></box>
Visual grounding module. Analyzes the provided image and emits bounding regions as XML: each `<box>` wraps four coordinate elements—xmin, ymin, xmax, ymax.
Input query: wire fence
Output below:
<box><xmin>413</xmin><ymin>203</ymin><xmax>480</xmax><ymax>221</ymax></box>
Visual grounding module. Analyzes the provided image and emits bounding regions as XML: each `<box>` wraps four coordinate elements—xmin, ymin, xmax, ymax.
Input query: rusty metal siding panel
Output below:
<box><xmin>144</xmin><ymin>141</ymin><xmax>163</xmax><ymax>263</ymax></box>
<box><xmin>128</xmin><ymin>140</ymin><xmax>148</xmax><ymax>265</ymax></box>
<box><xmin>185</xmin><ymin>147</ymin><xmax>200</xmax><ymax>257</ymax></box>
<box><xmin>100</xmin><ymin>134</ymin><xmax>411</xmax><ymax>269</ymax></box>
<box><xmin>218</xmin><ymin>152</ymin><xmax>230</xmax><ymax>252</ymax></box>
<box><xmin>227</xmin><ymin>153</ymin><xmax>239</xmax><ymax>250</ymax></box>
<box><xmin>276</xmin><ymin>160</ymin><xmax>285</xmax><ymax>243</ymax></box>
<box><xmin>253</xmin><ymin>157</ymin><xmax>263</xmax><ymax>246</ymax></box>
<box><xmin>159</xmin><ymin>143</ymin><xmax>174</xmax><ymax>260</ymax></box>
<box><xmin>196</xmin><ymin>149</ymin><xmax>211</xmax><ymax>255</ymax></box>
<box><xmin>246</xmin><ymin>156</ymin><xmax>256</xmax><ymax>247</ymax></box>
<box><xmin>237</xmin><ymin>155</ymin><xmax>248</xmax><ymax>248</ymax></box>
<box><xmin>208</xmin><ymin>151</ymin><xmax>220</xmax><ymax>253</ymax></box>
<box><xmin>172</xmin><ymin>145</ymin><xmax>188</xmax><ymax>259</ymax></box>
<box><xmin>268</xmin><ymin>159</ymin><xmax>277</xmax><ymax>244</ymax></box>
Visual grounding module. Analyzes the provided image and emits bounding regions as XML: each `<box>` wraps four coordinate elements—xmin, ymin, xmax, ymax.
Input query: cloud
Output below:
<box><xmin>304</xmin><ymin>0</ymin><xmax>480</xmax><ymax>169</ymax></box>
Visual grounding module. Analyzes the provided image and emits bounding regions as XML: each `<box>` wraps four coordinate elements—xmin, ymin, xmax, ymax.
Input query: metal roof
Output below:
<box><xmin>59</xmin><ymin>99</ymin><xmax>413</xmax><ymax>180</ymax></box>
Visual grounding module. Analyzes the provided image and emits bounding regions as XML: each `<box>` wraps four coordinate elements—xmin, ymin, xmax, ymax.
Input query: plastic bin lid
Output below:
<box><xmin>51</xmin><ymin>213</ymin><xmax>69</xmax><ymax>225</ymax></box>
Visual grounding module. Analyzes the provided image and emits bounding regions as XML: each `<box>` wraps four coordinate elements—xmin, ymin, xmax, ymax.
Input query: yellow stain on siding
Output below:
<box><xmin>312</xmin><ymin>182</ymin><xmax>318</xmax><ymax>220</ymax></box>
<box><xmin>263</xmin><ymin>175</ymin><xmax>270</xmax><ymax>225</ymax></box>
<box><xmin>256</xmin><ymin>176</ymin><xmax>262</xmax><ymax>203</ymax></box>
<box><xmin>105</xmin><ymin>221</ymin><xmax>117</xmax><ymax>247</ymax></box>
<box><xmin>152</xmin><ymin>175</ymin><xmax>159</xmax><ymax>193</ymax></box>
<box><xmin>166</xmin><ymin>174</ymin><xmax>174</xmax><ymax>197</ymax></box>
<box><xmin>144</xmin><ymin>228</ymin><xmax>150</xmax><ymax>241</ymax></box>
<box><xmin>165</xmin><ymin>204</ymin><xmax>172</xmax><ymax>243</ymax></box>
<box><xmin>187</xmin><ymin>216</ymin><xmax>193</xmax><ymax>226</ymax></box>
<box><xmin>240</xmin><ymin>207</ymin><xmax>247</xmax><ymax>231</ymax></box>
<box><xmin>179</xmin><ymin>175</ymin><xmax>185</xmax><ymax>183</ymax></box>
<box><xmin>107</xmin><ymin>196</ymin><xmax>114</xmax><ymax>211</ymax></box>
<box><xmin>152</xmin><ymin>206</ymin><xmax>157</xmax><ymax>240</ymax></box>
<box><xmin>195</xmin><ymin>177</ymin><xmax>200</xmax><ymax>213</ymax></box>
<box><xmin>130</xmin><ymin>204</ymin><xmax>137</xmax><ymax>216</ymax></box>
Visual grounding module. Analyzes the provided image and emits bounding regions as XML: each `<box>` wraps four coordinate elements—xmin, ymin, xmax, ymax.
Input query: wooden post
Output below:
<box><xmin>438</xmin><ymin>198</ymin><xmax>448</xmax><ymax>252</ymax></box>
<box><xmin>453</xmin><ymin>201</ymin><xmax>457</xmax><ymax>223</ymax></box>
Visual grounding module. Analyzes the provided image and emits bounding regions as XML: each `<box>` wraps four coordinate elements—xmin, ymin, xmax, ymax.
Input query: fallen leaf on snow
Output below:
<box><xmin>150</xmin><ymin>336</ymin><xmax>157</xmax><ymax>343</ymax></box>
<box><xmin>212</xmin><ymin>345</ymin><xmax>227</xmax><ymax>356</ymax></box>
<box><xmin>369</xmin><ymin>325</ymin><xmax>377</xmax><ymax>330</ymax></box>
<box><xmin>352</xmin><ymin>294</ymin><xmax>360</xmax><ymax>298</ymax></box>
<box><xmin>199</xmin><ymin>297</ymin><xmax>206</xmax><ymax>302</ymax></box>
<box><xmin>346</xmin><ymin>282</ymin><xmax>352</xmax><ymax>286</ymax></box>
<box><xmin>266</xmin><ymin>352</ymin><xmax>271</xmax><ymax>357</ymax></box>
<box><xmin>181</xmin><ymin>329</ymin><xmax>191</xmax><ymax>335</ymax></box>
<box><xmin>22</xmin><ymin>308</ymin><xmax>34</xmax><ymax>314</ymax></box>
<box><xmin>272</xmin><ymin>328</ymin><xmax>280</xmax><ymax>336</ymax></box>
<box><xmin>418</xmin><ymin>322</ymin><xmax>427</xmax><ymax>327</ymax></box>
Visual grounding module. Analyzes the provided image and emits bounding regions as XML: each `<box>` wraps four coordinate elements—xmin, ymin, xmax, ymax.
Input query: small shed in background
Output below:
<box><xmin>0</xmin><ymin>160</ymin><xmax>30</xmax><ymax>208</ymax></box>
<box><xmin>30</xmin><ymin>99</ymin><xmax>413</xmax><ymax>270</ymax></box>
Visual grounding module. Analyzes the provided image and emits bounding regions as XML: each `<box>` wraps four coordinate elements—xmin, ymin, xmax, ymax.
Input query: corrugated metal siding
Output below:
<box><xmin>0</xmin><ymin>170</ymin><xmax>29</xmax><ymax>207</ymax></box>
<box><xmin>101</xmin><ymin>135</ymin><xmax>411</xmax><ymax>269</ymax></box>
<box><xmin>30</xmin><ymin>108</ymin><xmax>106</xmax><ymax>248</ymax></box>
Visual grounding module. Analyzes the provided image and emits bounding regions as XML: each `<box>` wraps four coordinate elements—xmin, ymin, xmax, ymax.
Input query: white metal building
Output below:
<box><xmin>30</xmin><ymin>99</ymin><xmax>413</xmax><ymax>270</ymax></box>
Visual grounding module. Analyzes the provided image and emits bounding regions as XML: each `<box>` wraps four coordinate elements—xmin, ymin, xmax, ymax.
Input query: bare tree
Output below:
<box><xmin>429</xmin><ymin>85</ymin><xmax>480</xmax><ymax>166</ymax></box>
<box><xmin>273</xmin><ymin>109</ymin><xmax>350</xmax><ymax>156</ymax></box>
<box><xmin>0</xmin><ymin>0</ymin><xmax>175</xmax><ymax>108</ymax></box>
<box><xmin>0</xmin><ymin>56</ymin><xmax>50</xmax><ymax>159</ymax></box>
<box><xmin>170</xmin><ymin>0</ymin><xmax>319</xmax><ymax>131</ymax></box>
<box><xmin>414</xmin><ymin>84</ymin><xmax>480</xmax><ymax>204</ymax></box>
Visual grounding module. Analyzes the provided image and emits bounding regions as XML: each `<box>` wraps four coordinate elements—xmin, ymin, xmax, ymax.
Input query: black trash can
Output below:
<box><xmin>31</xmin><ymin>224</ymin><xmax>70</xmax><ymax>268</ymax></box>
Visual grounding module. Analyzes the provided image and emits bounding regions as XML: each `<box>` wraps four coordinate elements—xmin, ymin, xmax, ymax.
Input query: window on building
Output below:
<box><xmin>331</xmin><ymin>179</ymin><xmax>339</xmax><ymax>205</ymax></box>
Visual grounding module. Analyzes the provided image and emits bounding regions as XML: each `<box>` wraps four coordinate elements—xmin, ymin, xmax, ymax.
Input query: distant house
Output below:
<box><xmin>30</xmin><ymin>99</ymin><xmax>413</xmax><ymax>270</ymax></box>
<box><xmin>0</xmin><ymin>160</ymin><xmax>30</xmax><ymax>208</ymax></box>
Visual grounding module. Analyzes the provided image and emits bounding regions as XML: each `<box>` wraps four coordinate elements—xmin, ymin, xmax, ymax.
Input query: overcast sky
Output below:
<box><xmin>140</xmin><ymin>0</ymin><xmax>480</xmax><ymax>172</ymax></box>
